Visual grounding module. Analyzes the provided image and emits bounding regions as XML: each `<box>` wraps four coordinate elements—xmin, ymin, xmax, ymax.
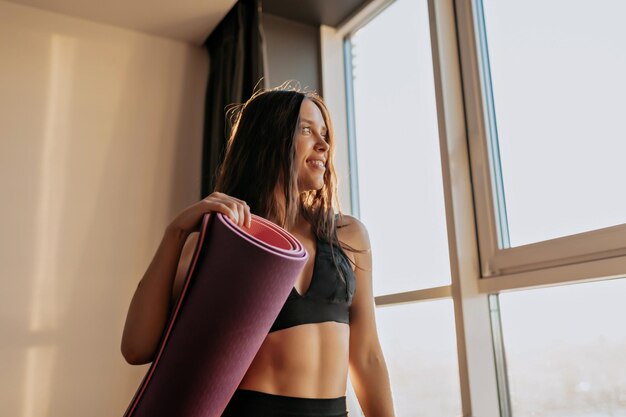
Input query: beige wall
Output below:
<box><xmin>0</xmin><ymin>1</ymin><xmax>208</xmax><ymax>416</ymax></box>
<box><xmin>263</xmin><ymin>12</ymin><xmax>321</xmax><ymax>93</ymax></box>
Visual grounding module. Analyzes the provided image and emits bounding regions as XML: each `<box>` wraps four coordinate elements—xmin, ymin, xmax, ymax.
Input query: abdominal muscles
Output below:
<box><xmin>237</xmin><ymin>321</ymin><xmax>350</xmax><ymax>398</ymax></box>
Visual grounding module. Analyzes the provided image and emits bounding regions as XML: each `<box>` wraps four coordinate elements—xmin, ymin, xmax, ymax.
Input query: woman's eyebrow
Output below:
<box><xmin>300</xmin><ymin>119</ymin><xmax>327</xmax><ymax>131</ymax></box>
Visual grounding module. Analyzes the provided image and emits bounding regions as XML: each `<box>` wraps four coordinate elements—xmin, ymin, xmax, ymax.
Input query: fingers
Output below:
<box><xmin>234</xmin><ymin>199</ymin><xmax>252</xmax><ymax>229</ymax></box>
<box><xmin>245</xmin><ymin>204</ymin><xmax>252</xmax><ymax>228</ymax></box>
<box><xmin>204</xmin><ymin>192</ymin><xmax>252</xmax><ymax>229</ymax></box>
<box><xmin>236</xmin><ymin>203</ymin><xmax>245</xmax><ymax>228</ymax></box>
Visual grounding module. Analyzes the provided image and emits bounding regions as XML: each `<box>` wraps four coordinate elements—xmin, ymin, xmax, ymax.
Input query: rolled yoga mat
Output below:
<box><xmin>123</xmin><ymin>212</ymin><xmax>308</xmax><ymax>417</ymax></box>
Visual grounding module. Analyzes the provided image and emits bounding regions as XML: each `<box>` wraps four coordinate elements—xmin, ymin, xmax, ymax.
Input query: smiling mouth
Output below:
<box><xmin>306</xmin><ymin>159</ymin><xmax>326</xmax><ymax>169</ymax></box>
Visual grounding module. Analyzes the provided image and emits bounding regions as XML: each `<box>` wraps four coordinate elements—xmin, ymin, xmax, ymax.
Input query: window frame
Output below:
<box><xmin>461</xmin><ymin>0</ymin><xmax>626</xmax><ymax>289</ymax></box>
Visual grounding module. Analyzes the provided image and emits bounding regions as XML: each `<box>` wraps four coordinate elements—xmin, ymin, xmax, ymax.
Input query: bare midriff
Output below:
<box><xmin>237</xmin><ymin>321</ymin><xmax>350</xmax><ymax>399</ymax></box>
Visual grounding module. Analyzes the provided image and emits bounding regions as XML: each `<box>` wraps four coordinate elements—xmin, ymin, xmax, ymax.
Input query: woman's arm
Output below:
<box><xmin>341</xmin><ymin>215</ymin><xmax>396</xmax><ymax>417</ymax></box>
<box><xmin>120</xmin><ymin>225</ymin><xmax>193</xmax><ymax>365</ymax></box>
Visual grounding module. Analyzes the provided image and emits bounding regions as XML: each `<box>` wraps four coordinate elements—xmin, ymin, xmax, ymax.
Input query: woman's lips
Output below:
<box><xmin>306</xmin><ymin>160</ymin><xmax>326</xmax><ymax>170</ymax></box>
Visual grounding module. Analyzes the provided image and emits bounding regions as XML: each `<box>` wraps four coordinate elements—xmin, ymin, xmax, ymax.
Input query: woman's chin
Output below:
<box><xmin>298</xmin><ymin>181</ymin><xmax>325</xmax><ymax>193</ymax></box>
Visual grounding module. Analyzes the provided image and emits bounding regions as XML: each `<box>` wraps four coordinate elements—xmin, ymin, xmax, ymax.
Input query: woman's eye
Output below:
<box><xmin>302</xmin><ymin>126</ymin><xmax>328</xmax><ymax>140</ymax></box>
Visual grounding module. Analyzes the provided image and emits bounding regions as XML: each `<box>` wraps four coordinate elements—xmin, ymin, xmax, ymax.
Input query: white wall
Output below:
<box><xmin>0</xmin><ymin>1</ymin><xmax>208</xmax><ymax>416</ymax></box>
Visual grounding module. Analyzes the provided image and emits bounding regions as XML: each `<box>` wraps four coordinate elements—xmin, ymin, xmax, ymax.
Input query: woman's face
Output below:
<box><xmin>294</xmin><ymin>98</ymin><xmax>330</xmax><ymax>193</ymax></box>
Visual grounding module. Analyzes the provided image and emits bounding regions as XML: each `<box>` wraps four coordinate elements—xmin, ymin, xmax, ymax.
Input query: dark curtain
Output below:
<box><xmin>201</xmin><ymin>0</ymin><xmax>268</xmax><ymax>197</ymax></box>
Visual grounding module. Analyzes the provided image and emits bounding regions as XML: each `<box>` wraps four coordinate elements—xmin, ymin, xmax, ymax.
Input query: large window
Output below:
<box><xmin>480</xmin><ymin>0</ymin><xmax>626</xmax><ymax>248</ymax></box>
<box><xmin>344</xmin><ymin>0</ymin><xmax>461</xmax><ymax>416</ymax></box>
<box><xmin>470</xmin><ymin>0</ymin><xmax>626</xmax><ymax>278</ymax></box>
<box><xmin>498</xmin><ymin>278</ymin><xmax>626</xmax><ymax>416</ymax></box>
<box><xmin>349</xmin><ymin>0</ymin><xmax>449</xmax><ymax>295</ymax></box>
<box><xmin>321</xmin><ymin>0</ymin><xmax>626</xmax><ymax>415</ymax></box>
<box><xmin>377</xmin><ymin>300</ymin><xmax>461</xmax><ymax>416</ymax></box>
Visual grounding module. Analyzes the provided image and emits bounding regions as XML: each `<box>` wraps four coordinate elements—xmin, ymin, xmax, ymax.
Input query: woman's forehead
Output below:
<box><xmin>299</xmin><ymin>99</ymin><xmax>326</xmax><ymax>127</ymax></box>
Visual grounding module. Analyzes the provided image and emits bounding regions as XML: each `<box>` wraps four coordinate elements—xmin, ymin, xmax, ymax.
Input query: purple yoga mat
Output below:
<box><xmin>123</xmin><ymin>212</ymin><xmax>308</xmax><ymax>417</ymax></box>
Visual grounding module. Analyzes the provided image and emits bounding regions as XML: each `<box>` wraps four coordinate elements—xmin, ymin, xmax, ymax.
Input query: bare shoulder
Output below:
<box><xmin>335</xmin><ymin>214</ymin><xmax>371</xmax><ymax>252</ymax></box>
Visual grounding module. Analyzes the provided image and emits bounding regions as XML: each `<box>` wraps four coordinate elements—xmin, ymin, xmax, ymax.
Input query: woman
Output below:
<box><xmin>121</xmin><ymin>87</ymin><xmax>396</xmax><ymax>417</ymax></box>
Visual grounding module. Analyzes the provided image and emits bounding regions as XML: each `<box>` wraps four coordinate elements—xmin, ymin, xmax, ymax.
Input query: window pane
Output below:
<box><xmin>350</xmin><ymin>0</ymin><xmax>450</xmax><ymax>294</ymax></box>
<box><xmin>480</xmin><ymin>0</ymin><xmax>626</xmax><ymax>247</ymax></box>
<box><xmin>499</xmin><ymin>278</ymin><xmax>626</xmax><ymax>417</ymax></box>
<box><xmin>363</xmin><ymin>299</ymin><xmax>462</xmax><ymax>417</ymax></box>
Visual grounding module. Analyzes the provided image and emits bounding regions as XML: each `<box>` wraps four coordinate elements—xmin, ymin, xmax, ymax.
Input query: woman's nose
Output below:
<box><xmin>316</xmin><ymin>137</ymin><xmax>329</xmax><ymax>151</ymax></box>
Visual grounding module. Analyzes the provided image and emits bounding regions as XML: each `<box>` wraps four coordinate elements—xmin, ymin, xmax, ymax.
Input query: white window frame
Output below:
<box><xmin>458</xmin><ymin>0</ymin><xmax>626</xmax><ymax>290</ymax></box>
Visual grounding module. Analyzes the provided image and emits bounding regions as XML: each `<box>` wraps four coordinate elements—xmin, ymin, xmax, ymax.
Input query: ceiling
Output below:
<box><xmin>5</xmin><ymin>0</ymin><xmax>371</xmax><ymax>45</ymax></box>
<box><xmin>5</xmin><ymin>0</ymin><xmax>237</xmax><ymax>45</ymax></box>
<box><xmin>264</xmin><ymin>0</ymin><xmax>371</xmax><ymax>27</ymax></box>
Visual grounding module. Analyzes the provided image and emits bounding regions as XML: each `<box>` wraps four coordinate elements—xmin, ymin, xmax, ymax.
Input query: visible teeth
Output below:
<box><xmin>307</xmin><ymin>160</ymin><xmax>324</xmax><ymax>167</ymax></box>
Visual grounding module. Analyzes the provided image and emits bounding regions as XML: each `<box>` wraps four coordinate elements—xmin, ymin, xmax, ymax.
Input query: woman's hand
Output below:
<box><xmin>169</xmin><ymin>192</ymin><xmax>252</xmax><ymax>234</ymax></box>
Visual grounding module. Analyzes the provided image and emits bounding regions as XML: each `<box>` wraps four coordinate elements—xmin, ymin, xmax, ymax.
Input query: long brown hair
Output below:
<box><xmin>214</xmin><ymin>84</ymin><xmax>364</xmax><ymax>297</ymax></box>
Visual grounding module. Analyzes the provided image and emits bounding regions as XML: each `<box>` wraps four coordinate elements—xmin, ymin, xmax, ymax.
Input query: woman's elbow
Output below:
<box><xmin>121</xmin><ymin>341</ymin><xmax>153</xmax><ymax>365</ymax></box>
<box><xmin>350</xmin><ymin>347</ymin><xmax>387</xmax><ymax>372</ymax></box>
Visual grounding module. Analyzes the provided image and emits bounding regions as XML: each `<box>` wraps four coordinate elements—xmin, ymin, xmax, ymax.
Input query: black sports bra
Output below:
<box><xmin>269</xmin><ymin>234</ymin><xmax>357</xmax><ymax>333</ymax></box>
